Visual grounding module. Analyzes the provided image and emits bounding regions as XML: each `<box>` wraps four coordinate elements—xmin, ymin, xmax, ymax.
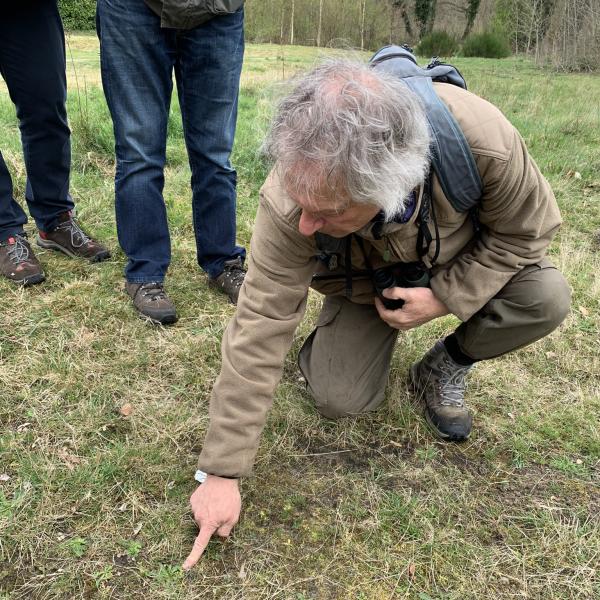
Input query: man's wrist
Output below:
<box><xmin>194</xmin><ymin>469</ymin><xmax>208</xmax><ymax>484</ymax></box>
<box><xmin>194</xmin><ymin>469</ymin><xmax>238</xmax><ymax>483</ymax></box>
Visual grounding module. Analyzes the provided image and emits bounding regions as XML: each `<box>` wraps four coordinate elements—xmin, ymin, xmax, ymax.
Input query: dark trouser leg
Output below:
<box><xmin>298</xmin><ymin>296</ymin><xmax>399</xmax><ymax>419</ymax></box>
<box><xmin>453</xmin><ymin>259</ymin><xmax>571</xmax><ymax>360</ymax></box>
<box><xmin>0</xmin><ymin>152</ymin><xmax>27</xmax><ymax>241</ymax></box>
<box><xmin>175</xmin><ymin>9</ymin><xmax>246</xmax><ymax>279</ymax></box>
<box><xmin>97</xmin><ymin>0</ymin><xmax>174</xmax><ymax>283</ymax></box>
<box><xmin>0</xmin><ymin>0</ymin><xmax>73</xmax><ymax>237</ymax></box>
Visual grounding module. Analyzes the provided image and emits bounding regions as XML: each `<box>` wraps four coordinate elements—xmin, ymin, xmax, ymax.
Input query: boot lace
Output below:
<box><xmin>436</xmin><ymin>357</ymin><xmax>472</xmax><ymax>407</ymax></box>
<box><xmin>221</xmin><ymin>259</ymin><xmax>245</xmax><ymax>287</ymax></box>
<box><xmin>139</xmin><ymin>282</ymin><xmax>168</xmax><ymax>302</ymax></box>
<box><xmin>6</xmin><ymin>235</ymin><xmax>31</xmax><ymax>265</ymax></box>
<box><xmin>56</xmin><ymin>218</ymin><xmax>91</xmax><ymax>248</ymax></box>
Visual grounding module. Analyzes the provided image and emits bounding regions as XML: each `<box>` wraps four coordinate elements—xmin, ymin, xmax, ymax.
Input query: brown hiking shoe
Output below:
<box><xmin>409</xmin><ymin>340</ymin><xmax>473</xmax><ymax>441</ymax></box>
<box><xmin>36</xmin><ymin>212</ymin><xmax>110</xmax><ymax>263</ymax></box>
<box><xmin>209</xmin><ymin>257</ymin><xmax>246</xmax><ymax>304</ymax></box>
<box><xmin>0</xmin><ymin>234</ymin><xmax>45</xmax><ymax>286</ymax></box>
<box><xmin>125</xmin><ymin>281</ymin><xmax>178</xmax><ymax>325</ymax></box>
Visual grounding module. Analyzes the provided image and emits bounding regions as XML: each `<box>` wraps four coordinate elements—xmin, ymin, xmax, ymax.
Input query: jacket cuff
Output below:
<box><xmin>197</xmin><ymin>447</ymin><xmax>255</xmax><ymax>479</ymax></box>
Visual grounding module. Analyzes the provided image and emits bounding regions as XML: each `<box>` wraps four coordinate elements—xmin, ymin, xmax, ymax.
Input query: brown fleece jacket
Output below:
<box><xmin>197</xmin><ymin>83</ymin><xmax>561</xmax><ymax>477</ymax></box>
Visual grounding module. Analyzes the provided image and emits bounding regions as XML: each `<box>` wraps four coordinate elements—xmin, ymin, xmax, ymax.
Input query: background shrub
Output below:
<box><xmin>416</xmin><ymin>31</ymin><xmax>459</xmax><ymax>57</ymax></box>
<box><xmin>462</xmin><ymin>31</ymin><xmax>511</xmax><ymax>58</ymax></box>
<box><xmin>59</xmin><ymin>0</ymin><xmax>96</xmax><ymax>31</ymax></box>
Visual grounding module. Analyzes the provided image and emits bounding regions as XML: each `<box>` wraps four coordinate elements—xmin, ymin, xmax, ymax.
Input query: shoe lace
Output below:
<box><xmin>222</xmin><ymin>262</ymin><xmax>245</xmax><ymax>287</ymax></box>
<box><xmin>436</xmin><ymin>357</ymin><xmax>471</xmax><ymax>407</ymax></box>
<box><xmin>56</xmin><ymin>218</ymin><xmax>91</xmax><ymax>248</ymax></box>
<box><xmin>140</xmin><ymin>282</ymin><xmax>168</xmax><ymax>302</ymax></box>
<box><xmin>7</xmin><ymin>235</ymin><xmax>31</xmax><ymax>265</ymax></box>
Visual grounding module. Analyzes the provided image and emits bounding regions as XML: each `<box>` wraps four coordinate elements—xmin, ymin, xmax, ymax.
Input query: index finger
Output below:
<box><xmin>182</xmin><ymin>523</ymin><xmax>217</xmax><ymax>571</ymax></box>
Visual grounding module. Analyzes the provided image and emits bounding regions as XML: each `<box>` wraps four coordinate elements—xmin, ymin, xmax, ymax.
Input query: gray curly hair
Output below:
<box><xmin>262</xmin><ymin>58</ymin><xmax>431</xmax><ymax>220</ymax></box>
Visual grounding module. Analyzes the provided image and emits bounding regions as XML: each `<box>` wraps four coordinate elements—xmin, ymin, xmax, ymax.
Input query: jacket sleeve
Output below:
<box><xmin>198</xmin><ymin>194</ymin><xmax>316</xmax><ymax>477</ymax></box>
<box><xmin>430</xmin><ymin>127</ymin><xmax>562</xmax><ymax>322</ymax></box>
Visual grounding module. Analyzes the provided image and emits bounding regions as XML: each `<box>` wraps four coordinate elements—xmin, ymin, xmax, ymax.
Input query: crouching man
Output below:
<box><xmin>182</xmin><ymin>58</ymin><xmax>571</xmax><ymax>568</ymax></box>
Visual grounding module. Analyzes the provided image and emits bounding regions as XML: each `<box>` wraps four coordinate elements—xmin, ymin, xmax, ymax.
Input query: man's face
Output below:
<box><xmin>286</xmin><ymin>184</ymin><xmax>380</xmax><ymax>238</ymax></box>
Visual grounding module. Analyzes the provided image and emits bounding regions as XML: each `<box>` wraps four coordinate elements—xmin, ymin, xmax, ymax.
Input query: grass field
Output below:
<box><xmin>0</xmin><ymin>33</ymin><xmax>599</xmax><ymax>600</ymax></box>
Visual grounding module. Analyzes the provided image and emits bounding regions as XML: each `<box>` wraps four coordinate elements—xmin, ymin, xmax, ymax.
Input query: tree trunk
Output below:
<box><xmin>361</xmin><ymin>0</ymin><xmax>367</xmax><ymax>50</ymax></box>
<box><xmin>402</xmin><ymin>7</ymin><xmax>414</xmax><ymax>39</ymax></box>
<box><xmin>427</xmin><ymin>0</ymin><xmax>438</xmax><ymax>34</ymax></box>
<box><xmin>317</xmin><ymin>0</ymin><xmax>323</xmax><ymax>47</ymax></box>
<box><xmin>461</xmin><ymin>0</ymin><xmax>481</xmax><ymax>40</ymax></box>
<box><xmin>415</xmin><ymin>0</ymin><xmax>438</xmax><ymax>37</ymax></box>
<box><xmin>290</xmin><ymin>0</ymin><xmax>295</xmax><ymax>45</ymax></box>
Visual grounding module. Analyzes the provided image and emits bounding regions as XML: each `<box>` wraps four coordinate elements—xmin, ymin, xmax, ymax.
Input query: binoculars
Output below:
<box><xmin>373</xmin><ymin>262</ymin><xmax>431</xmax><ymax>310</ymax></box>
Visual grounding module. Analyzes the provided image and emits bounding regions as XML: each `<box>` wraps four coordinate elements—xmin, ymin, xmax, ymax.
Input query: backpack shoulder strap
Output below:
<box><xmin>370</xmin><ymin>45</ymin><xmax>483</xmax><ymax>213</ymax></box>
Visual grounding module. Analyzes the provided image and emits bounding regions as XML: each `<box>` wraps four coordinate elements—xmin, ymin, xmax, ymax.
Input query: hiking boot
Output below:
<box><xmin>126</xmin><ymin>281</ymin><xmax>178</xmax><ymax>325</ymax></box>
<box><xmin>409</xmin><ymin>340</ymin><xmax>473</xmax><ymax>441</ymax></box>
<box><xmin>209</xmin><ymin>257</ymin><xmax>246</xmax><ymax>304</ymax></box>
<box><xmin>36</xmin><ymin>212</ymin><xmax>110</xmax><ymax>263</ymax></box>
<box><xmin>0</xmin><ymin>234</ymin><xmax>45</xmax><ymax>286</ymax></box>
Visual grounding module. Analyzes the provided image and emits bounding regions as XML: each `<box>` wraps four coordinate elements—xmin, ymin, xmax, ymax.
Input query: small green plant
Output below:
<box><xmin>144</xmin><ymin>564</ymin><xmax>184</xmax><ymax>587</ymax></box>
<box><xmin>462</xmin><ymin>31</ymin><xmax>512</xmax><ymax>58</ymax></box>
<box><xmin>119</xmin><ymin>539</ymin><xmax>142</xmax><ymax>559</ymax></box>
<box><xmin>91</xmin><ymin>565</ymin><xmax>113</xmax><ymax>588</ymax></box>
<box><xmin>416</xmin><ymin>446</ymin><xmax>439</xmax><ymax>461</ymax></box>
<box><xmin>64</xmin><ymin>536</ymin><xmax>88</xmax><ymax>558</ymax></box>
<box><xmin>416</xmin><ymin>31</ymin><xmax>459</xmax><ymax>57</ymax></box>
<box><xmin>550</xmin><ymin>456</ymin><xmax>588</xmax><ymax>476</ymax></box>
<box><xmin>512</xmin><ymin>454</ymin><xmax>526</xmax><ymax>469</ymax></box>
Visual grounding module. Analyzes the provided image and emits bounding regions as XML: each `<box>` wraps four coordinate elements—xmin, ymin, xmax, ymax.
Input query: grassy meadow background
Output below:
<box><xmin>0</xmin><ymin>34</ymin><xmax>599</xmax><ymax>599</ymax></box>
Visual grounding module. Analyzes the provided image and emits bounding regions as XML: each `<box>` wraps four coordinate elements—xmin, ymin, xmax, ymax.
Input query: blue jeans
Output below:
<box><xmin>97</xmin><ymin>0</ymin><xmax>245</xmax><ymax>282</ymax></box>
<box><xmin>0</xmin><ymin>0</ymin><xmax>74</xmax><ymax>242</ymax></box>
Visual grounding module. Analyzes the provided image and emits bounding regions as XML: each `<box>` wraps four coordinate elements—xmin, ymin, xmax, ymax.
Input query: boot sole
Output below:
<box><xmin>131</xmin><ymin>305</ymin><xmax>178</xmax><ymax>326</ymax></box>
<box><xmin>408</xmin><ymin>364</ymin><xmax>469</xmax><ymax>442</ymax></box>
<box><xmin>22</xmin><ymin>272</ymin><xmax>46</xmax><ymax>286</ymax></box>
<box><xmin>5</xmin><ymin>272</ymin><xmax>46</xmax><ymax>287</ymax></box>
<box><xmin>36</xmin><ymin>236</ymin><xmax>111</xmax><ymax>263</ymax></box>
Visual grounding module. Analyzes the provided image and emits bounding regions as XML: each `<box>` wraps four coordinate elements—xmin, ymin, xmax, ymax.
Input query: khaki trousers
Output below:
<box><xmin>298</xmin><ymin>261</ymin><xmax>571</xmax><ymax>419</ymax></box>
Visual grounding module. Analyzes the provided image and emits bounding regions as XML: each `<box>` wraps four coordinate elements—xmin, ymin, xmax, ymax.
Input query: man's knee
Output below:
<box><xmin>307</xmin><ymin>380</ymin><xmax>385</xmax><ymax>420</ymax></box>
<box><xmin>298</xmin><ymin>296</ymin><xmax>397</xmax><ymax>420</ymax></box>
<box><xmin>528</xmin><ymin>267</ymin><xmax>571</xmax><ymax>332</ymax></box>
<box><xmin>315</xmin><ymin>401</ymin><xmax>353</xmax><ymax>420</ymax></box>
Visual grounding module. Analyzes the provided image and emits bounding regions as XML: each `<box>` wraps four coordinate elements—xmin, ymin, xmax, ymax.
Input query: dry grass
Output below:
<box><xmin>0</xmin><ymin>35</ymin><xmax>598</xmax><ymax>600</ymax></box>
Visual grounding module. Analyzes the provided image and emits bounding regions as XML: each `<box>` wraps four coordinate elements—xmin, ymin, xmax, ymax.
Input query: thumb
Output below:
<box><xmin>382</xmin><ymin>286</ymin><xmax>411</xmax><ymax>301</ymax></box>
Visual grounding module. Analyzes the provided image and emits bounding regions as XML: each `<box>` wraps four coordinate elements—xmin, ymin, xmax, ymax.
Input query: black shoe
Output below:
<box><xmin>209</xmin><ymin>257</ymin><xmax>246</xmax><ymax>305</ymax></box>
